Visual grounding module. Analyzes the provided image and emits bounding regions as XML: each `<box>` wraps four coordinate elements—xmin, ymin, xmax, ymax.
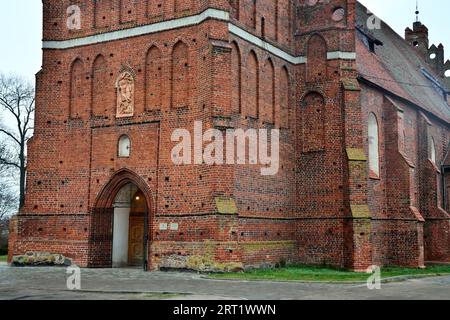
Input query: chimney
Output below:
<box><xmin>405</xmin><ymin>21</ymin><xmax>429</xmax><ymax>60</ymax></box>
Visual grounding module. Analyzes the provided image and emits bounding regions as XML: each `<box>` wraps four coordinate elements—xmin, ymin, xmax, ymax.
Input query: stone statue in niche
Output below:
<box><xmin>116</xmin><ymin>71</ymin><xmax>135</xmax><ymax>118</ymax></box>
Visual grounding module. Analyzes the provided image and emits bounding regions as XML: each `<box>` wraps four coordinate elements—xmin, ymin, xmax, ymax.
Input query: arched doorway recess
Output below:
<box><xmin>89</xmin><ymin>169</ymin><xmax>153</xmax><ymax>270</ymax></box>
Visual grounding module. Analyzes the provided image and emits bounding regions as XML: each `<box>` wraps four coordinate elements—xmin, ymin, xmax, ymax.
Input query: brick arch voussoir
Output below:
<box><xmin>93</xmin><ymin>168</ymin><xmax>154</xmax><ymax>212</ymax></box>
<box><xmin>300</xmin><ymin>88</ymin><xmax>326</xmax><ymax>104</ymax></box>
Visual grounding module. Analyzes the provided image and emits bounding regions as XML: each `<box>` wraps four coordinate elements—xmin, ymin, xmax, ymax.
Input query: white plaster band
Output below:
<box><xmin>43</xmin><ymin>8</ymin><xmax>229</xmax><ymax>49</ymax></box>
<box><xmin>43</xmin><ymin>8</ymin><xmax>356</xmax><ymax>65</ymax></box>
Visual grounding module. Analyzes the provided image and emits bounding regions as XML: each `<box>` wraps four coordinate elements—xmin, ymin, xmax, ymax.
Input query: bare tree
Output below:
<box><xmin>0</xmin><ymin>213</ymin><xmax>10</xmax><ymax>253</ymax></box>
<box><xmin>0</xmin><ymin>156</ymin><xmax>17</xmax><ymax>219</ymax></box>
<box><xmin>0</xmin><ymin>74</ymin><xmax>35</xmax><ymax>208</ymax></box>
<box><xmin>0</xmin><ymin>185</ymin><xmax>16</xmax><ymax>220</ymax></box>
<box><xmin>0</xmin><ymin>140</ymin><xmax>17</xmax><ymax>171</ymax></box>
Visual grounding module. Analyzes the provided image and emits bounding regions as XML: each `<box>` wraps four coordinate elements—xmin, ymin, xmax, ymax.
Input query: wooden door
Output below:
<box><xmin>128</xmin><ymin>216</ymin><xmax>144</xmax><ymax>266</ymax></box>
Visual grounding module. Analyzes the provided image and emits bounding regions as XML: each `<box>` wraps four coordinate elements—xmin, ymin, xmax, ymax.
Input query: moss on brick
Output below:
<box><xmin>241</xmin><ymin>241</ymin><xmax>296</xmax><ymax>253</ymax></box>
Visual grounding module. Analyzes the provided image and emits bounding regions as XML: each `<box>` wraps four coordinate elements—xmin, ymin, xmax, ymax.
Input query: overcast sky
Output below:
<box><xmin>0</xmin><ymin>0</ymin><xmax>449</xmax><ymax>80</ymax></box>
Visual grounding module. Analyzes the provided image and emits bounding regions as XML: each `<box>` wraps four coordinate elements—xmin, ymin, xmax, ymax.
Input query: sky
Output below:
<box><xmin>359</xmin><ymin>0</ymin><xmax>450</xmax><ymax>60</ymax></box>
<box><xmin>0</xmin><ymin>0</ymin><xmax>448</xmax><ymax>80</ymax></box>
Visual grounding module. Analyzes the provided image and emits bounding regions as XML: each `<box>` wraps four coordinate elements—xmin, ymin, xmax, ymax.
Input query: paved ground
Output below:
<box><xmin>0</xmin><ymin>263</ymin><xmax>449</xmax><ymax>300</ymax></box>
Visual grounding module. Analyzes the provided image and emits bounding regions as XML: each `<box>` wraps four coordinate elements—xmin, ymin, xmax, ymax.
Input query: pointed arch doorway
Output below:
<box><xmin>89</xmin><ymin>169</ymin><xmax>153</xmax><ymax>270</ymax></box>
<box><xmin>112</xmin><ymin>183</ymin><xmax>146</xmax><ymax>267</ymax></box>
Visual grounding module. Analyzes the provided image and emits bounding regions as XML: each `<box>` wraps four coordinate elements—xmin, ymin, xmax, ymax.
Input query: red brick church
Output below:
<box><xmin>9</xmin><ymin>0</ymin><xmax>450</xmax><ymax>271</ymax></box>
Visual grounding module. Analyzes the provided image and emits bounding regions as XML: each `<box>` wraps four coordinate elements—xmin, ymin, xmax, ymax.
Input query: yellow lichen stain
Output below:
<box><xmin>241</xmin><ymin>241</ymin><xmax>296</xmax><ymax>253</ymax></box>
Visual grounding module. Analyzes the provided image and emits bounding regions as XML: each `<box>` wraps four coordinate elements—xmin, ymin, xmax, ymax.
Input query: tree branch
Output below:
<box><xmin>0</xmin><ymin>158</ymin><xmax>20</xmax><ymax>169</ymax></box>
<box><xmin>0</xmin><ymin>128</ymin><xmax>20</xmax><ymax>145</ymax></box>
<box><xmin>0</xmin><ymin>73</ymin><xmax>35</xmax><ymax>209</ymax></box>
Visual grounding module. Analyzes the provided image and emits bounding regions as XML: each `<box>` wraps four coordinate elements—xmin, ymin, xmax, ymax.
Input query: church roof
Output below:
<box><xmin>355</xmin><ymin>2</ymin><xmax>450</xmax><ymax>124</ymax></box>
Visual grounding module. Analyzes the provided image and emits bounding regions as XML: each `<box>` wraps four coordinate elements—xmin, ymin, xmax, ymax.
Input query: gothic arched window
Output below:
<box><xmin>430</xmin><ymin>137</ymin><xmax>437</xmax><ymax>164</ymax></box>
<box><xmin>306</xmin><ymin>34</ymin><xmax>327</xmax><ymax>82</ymax></box>
<box><xmin>69</xmin><ymin>58</ymin><xmax>85</xmax><ymax>119</ymax></box>
<box><xmin>280</xmin><ymin>66</ymin><xmax>289</xmax><ymax>128</ymax></box>
<box><xmin>171</xmin><ymin>41</ymin><xmax>189</xmax><ymax>108</ymax></box>
<box><xmin>231</xmin><ymin>41</ymin><xmax>242</xmax><ymax>114</ymax></box>
<box><xmin>368</xmin><ymin>113</ymin><xmax>380</xmax><ymax>177</ymax></box>
<box><xmin>92</xmin><ymin>55</ymin><xmax>109</xmax><ymax>116</ymax></box>
<box><xmin>244</xmin><ymin>50</ymin><xmax>259</xmax><ymax>118</ymax></box>
<box><xmin>145</xmin><ymin>46</ymin><xmax>162</xmax><ymax>110</ymax></box>
<box><xmin>262</xmin><ymin>58</ymin><xmax>275</xmax><ymax>123</ymax></box>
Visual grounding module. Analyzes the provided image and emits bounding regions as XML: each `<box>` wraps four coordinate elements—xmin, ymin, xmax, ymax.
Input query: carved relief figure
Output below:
<box><xmin>116</xmin><ymin>71</ymin><xmax>135</xmax><ymax>118</ymax></box>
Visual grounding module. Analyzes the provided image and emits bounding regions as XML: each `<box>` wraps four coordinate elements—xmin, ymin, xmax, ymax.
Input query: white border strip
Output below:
<box><xmin>43</xmin><ymin>8</ymin><xmax>229</xmax><ymax>50</ymax></box>
<box><xmin>42</xmin><ymin>8</ymin><xmax>355</xmax><ymax>65</ymax></box>
<box><xmin>228</xmin><ymin>23</ymin><xmax>306</xmax><ymax>64</ymax></box>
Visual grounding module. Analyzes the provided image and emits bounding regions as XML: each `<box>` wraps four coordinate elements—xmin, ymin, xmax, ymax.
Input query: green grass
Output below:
<box><xmin>209</xmin><ymin>264</ymin><xmax>450</xmax><ymax>282</ymax></box>
<box><xmin>0</xmin><ymin>256</ymin><xmax>7</xmax><ymax>262</ymax></box>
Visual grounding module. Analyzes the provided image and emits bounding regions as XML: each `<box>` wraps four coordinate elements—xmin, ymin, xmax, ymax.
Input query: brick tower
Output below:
<box><xmin>8</xmin><ymin>1</ymin><xmax>449</xmax><ymax>271</ymax></box>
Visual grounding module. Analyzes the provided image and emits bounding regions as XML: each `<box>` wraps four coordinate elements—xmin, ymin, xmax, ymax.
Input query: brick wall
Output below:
<box><xmin>9</xmin><ymin>0</ymin><xmax>450</xmax><ymax>271</ymax></box>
